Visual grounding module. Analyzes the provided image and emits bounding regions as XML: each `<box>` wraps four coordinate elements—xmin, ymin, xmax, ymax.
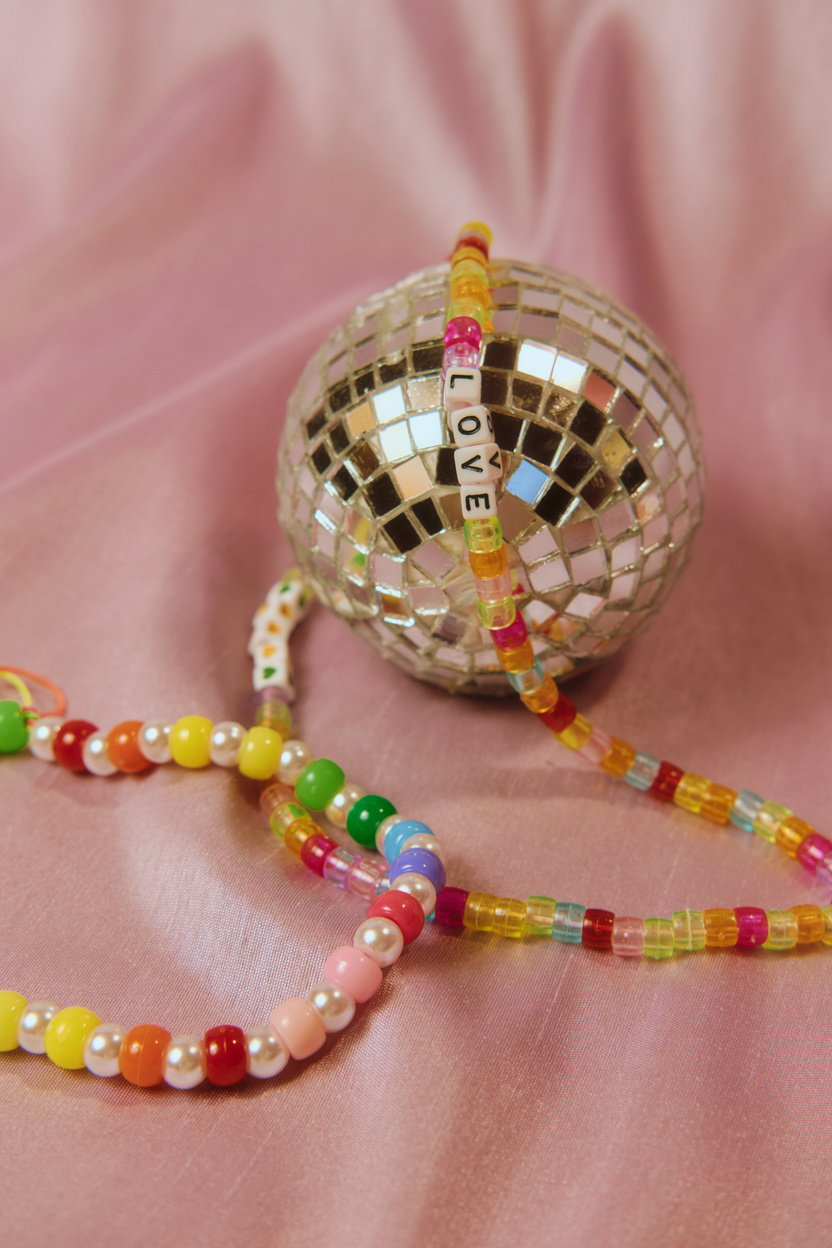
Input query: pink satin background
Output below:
<box><xmin>2</xmin><ymin>2</ymin><xmax>832</xmax><ymax>1245</ymax></box>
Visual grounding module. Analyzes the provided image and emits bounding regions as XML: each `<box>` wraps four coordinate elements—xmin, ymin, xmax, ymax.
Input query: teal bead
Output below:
<box><xmin>294</xmin><ymin>758</ymin><xmax>346</xmax><ymax>811</ymax></box>
<box><xmin>0</xmin><ymin>701</ymin><xmax>29</xmax><ymax>754</ymax></box>
<box><xmin>347</xmin><ymin>795</ymin><xmax>397</xmax><ymax>848</ymax></box>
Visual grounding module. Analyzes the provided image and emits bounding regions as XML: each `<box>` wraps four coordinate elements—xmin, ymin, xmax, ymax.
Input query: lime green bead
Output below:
<box><xmin>170</xmin><ymin>716</ymin><xmax>213</xmax><ymax>768</ymax></box>
<box><xmin>295</xmin><ymin>758</ymin><xmax>346</xmax><ymax>811</ymax></box>
<box><xmin>238</xmin><ymin>726</ymin><xmax>284</xmax><ymax>780</ymax></box>
<box><xmin>763</xmin><ymin>909</ymin><xmax>799</xmax><ymax>950</ymax></box>
<box><xmin>672</xmin><ymin>909</ymin><xmax>706</xmax><ymax>951</ymax></box>
<box><xmin>0</xmin><ymin>701</ymin><xmax>29</xmax><ymax>754</ymax></box>
<box><xmin>44</xmin><ymin>1006</ymin><xmax>101</xmax><ymax>1069</ymax></box>
<box><xmin>643</xmin><ymin>918</ymin><xmax>675</xmax><ymax>959</ymax></box>
<box><xmin>524</xmin><ymin>896</ymin><xmax>556</xmax><ymax>936</ymax></box>
<box><xmin>346</xmin><ymin>794</ymin><xmax>397</xmax><ymax>848</ymax></box>
<box><xmin>256</xmin><ymin>700</ymin><xmax>293</xmax><ymax>737</ymax></box>
<box><xmin>0</xmin><ymin>991</ymin><xmax>27</xmax><ymax>1050</ymax></box>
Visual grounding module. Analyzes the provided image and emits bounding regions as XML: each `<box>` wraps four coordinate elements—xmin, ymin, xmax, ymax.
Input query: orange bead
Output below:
<box><xmin>120</xmin><ymin>1024</ymin><xmax>171</xmax><ymax>1086</ymax></box>
<box><xmin>520</xmin><ymin>675</ymin><xmax>559</xmax><ymax>714</ymax></box>
<box><xmin>600</xmin><ymin>737</ymin><xmax>636</xmax><ymax>778</ymax></box>
<box><xmin>700</xmin><ymin>783</ymin><xmax>736</xmax><ymax>825</ymax></box>
<box><xmin>107</xmin><ymin>721</ymin><xmax>154</xmax><ymax>773</ymax></box>
<box><xmin>452</xmin><ymin>244</ymin><xmax>490</xmax><ymax>269</ymax></box>
<box><xmin>497</xmin><ymin>641</ymin><xmax>535</xmax><ymax>674</ymax></box>
<box><xmin>776</xmin><ymin>816</ymin><xmax>813</xmax><ymax>858</ymax></box>
<box><xmin>703</xmin><ymin>908</ymin><xmax>739</xmax><ymax>948</ymax></box>
<box><xmin>468</xmin><ymin>546</ymin><xmax>508</xmax><ymax>579</ymax></box>
<box><xmin>790</xmin><ymin>904</ymin><xmax>825</xmax><ymax>944</ymax></box>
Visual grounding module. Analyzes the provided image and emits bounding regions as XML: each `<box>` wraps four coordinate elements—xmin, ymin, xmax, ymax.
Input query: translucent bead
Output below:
<box><xmin>447</xmin><ymin>297</ymin><xmax>486</xmax><ymax>328</ymax></box>
<box><xmin>521</xmin><ymin>676</ymin><xmax>560</xmax><ymax>716</ymax></box>
<box><xmin>276</xmin><ymin>739</ymin><xmax>312</xmax><ymax>785</ymax></box>
<box><xmin>84</xmin><ymin>1022</ymin><xmax>126</xmax><ymax>1077</ymax></box>
<box><xmin>137</xmin><ymin>721</ymin><xmax>172</xmax><ymax>765</ymax></box>
<box><xmin>255</xmin><ymin>699</ymin><xmax>293</xmax><ymax>738</ymax></box>
<box><xmin>449</xmin><ymin>273</ymin><xmax>490</xmax><ymax>303</ymax></box>
<box><xmin>790</xmin><ymin>904</ymin><xmax>825</xmax><ymax>944</ymax></box>
<box><xmin>444</xmin><ymin>314</ymin><xmax>482</xmax><ymax>349</ymax></box>
<box><xmin>582</xmin><ymin>909</ymin><xmax>615</xmax><ymax>949</ymax></box>
<box><xmin>284</xmin><ymin>817</ymin><xmax>318</xmax><ymax>857</ymax></box>
<box><xmin>624</xmin><ymin>751</ymin><xmax>661</xmax><ymax>791</ymax></box>
<box><xmin>673</xmin><ymin>772</ymin><xmax>709</xmax><ymax>816</ymax></box>
<box><xmin>700</xmin><ymin>783</ymin><xmax>736</xmax><ymax>825</ymax></box>
<box><xmin>268</xmin><ymin>800</ymin><xmax>307</xmax><ymax>839</ymax></box>
<box><xmin>497</xmin><ymin>640</ymin><xmax>536</xmax><ymax>674</ymax></box>
<box><xmin>558</xmin><ymin>713</ymin><xmax>593</xmax><ymax>751</ymax></box>
<box><xmin>346</xmin><ymin>857</ymin><xmax>386</xmax><ymax>900</ymax></box>
<box><xmin>577</xmin><ymin>727</ymin><xmax>612</xmax><ymax>767</ymax></box>
<box><xmin>763</xmin><ymin>910</ymin><xmax>799</xmax><ymax>950</ymax></box>
<box><xmin>469</xmin><ymin>546</ymin><xmax>508</xmax><ymax>579</ymax></box>
<box><xmin>612</xmin><ymin>916</ymin><xmax>644</xmax><ymax>957</ymax></box>
<box><xmin>703</xmin><ymin>908</ymin><xmax>739</xmax><ymax>948</ymax></box>
<box><xmin>753</xmin><ymin>801</ymin><xmax>792</xmax><ymax>844</ymax></box>
<box><xmin>443</xmin><ymin>342</ymin><xmax>480</xmax><ymax>371</ymax></box>
<box><xmin>463</xmin><ymin>892</ymin><xmax>498</xmax><ymax>933</ymax></box>
<box><xmin>295</xmin><ymin>758</ymin><xmax>346</xmax><ymax>811</ymax></box>
<box><xmin>45</xmin><ymin>1006</ymin><xmax>101</xmax><ymax>1069</ymax></box>
<box><xmin>775</xmin><ymin>816</ymin><xmax>813</xmax><ymax>859</ymax></box>
<box><xmin>490</xmin><ymin>613</ymin><xmax>527</xmax><ymax>649</ymax></box>
<box><xmin>457</xmin><ymin>219</ymin><xmax>493</xmax><ymax>247</ymax></box>
<box><xmin>796</xmin><ymin>832</ymin><xmax>832</xmax><ymax>873</ymax></box>
<box><xmin>476</xmin><ymin>596</ymin><xmax>516</xmax><ymax>630</ymax></box>
<box><xmin>325</xmin><ymin>782</ymin><xmax>364</xmax><ymax>828</ymax></box>
<box><xmin>542</xmin><ymin>695</ymin><xmax>577</xmax><ymax>734</ymax></box>
<box><xmin>672</xmin><ymin>909</ymin><xmax>706</xmax><ymax>951</ymax></box>
<box><xmin>300</xmin><ymin>833</ymin><xmax>339</xmax><ymax>876</ymax></box>
<box><xmin>600</xmin><ymin>737</ymin><xmax>636</xmax><ymax>778</ymax></box>
<box><xmin>169</xmin><ymin>716</ymin><xmax>213</xmax><ymax>769</ymax></box>
<box><xmin>208</xmin><ymin>721</ymin><xmax>246</xmax><ymax>767</ymax></box>
<box><xmin>734</xmin><ymin>907</ymin><xmax>768</xmax><ymax>947</ymax></box>
<box><xmin>435</xmin><ymin>887</ymin><xmax>469</xmax><ymax>927</ymax></box>
<box><xmin>28</xmin><ymin>716</ymin><xmax>64</xmax><ymax>761</ymax></box>
<box><xmin>0</xmin><ymin>991</ymin><xmax>27</xmax><ymax>1050</ymax></box>
<box><xmin>524</xmin><ymin>896</ymin><xmax>556</xmax><ymax>936</ymax></box>
<box><xmin>473</xmin><ymin>569</ymin><xmax>513</xmax><ymax>603</ymax></box>
<box><xmin>729</xmin><ymin>790</ymin><xmax>765</xmax><ymax>833</ymax></box>
<box><xmin>821</xmin><ymin>907</ymin><xmax>832</xmax><ymax>946</ymax></box>
<box><xmin>643</xmin><ymin>918</ymin><xmax>675</xmax><ymax>959</ymax></box>
<box><xmin>508</xmin><ymin>660</ymin><xmax>545</xmax><ymax>695</ymax></box>
<box><xmin>82</xmin><ymin>731</ymin><xmax>118</xmax><ymax>776</ymax></box>
<box><xmin>322</xmin><ymin>847</ymin><xmax>356</xmax><ymax>889</ymax></box>
<box><xmin>817</xmin><ymin>855</ymin><xmax>832</xmax><ymax>889</ymax></box>
<box><xmin>491</xmin><ymin>898</ymin><xmax>526</xmax><ymax>939</ymax></box>
<box><xmin>552</xmin><ymin>902</ymin><xmax>586</xmax><ymax>944</ymax></box>
<box><xmin>259</xmin><ymin>781</ymin><xmax>294</xmax><ymax>821</ymax></box>
<box><xmin>649</xmin><ymin>761</ymin><xmax>684</xmax><ymax>803</ymax></box>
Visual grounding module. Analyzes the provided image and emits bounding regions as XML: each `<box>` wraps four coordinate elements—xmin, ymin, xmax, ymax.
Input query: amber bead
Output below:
<box><xmin>790</xmin><ymin>904</ymin><xmax>825</xmax><ymax>944</ymax></box>
<box><xmin>497</xmin><ymin>641</ymin><xmax>536</xmax><ymax>674</ymax></box>
<box><xmin>703</xmin><ymin>908</ymin><xmax>739</xmax><ymax>948</ymax></box>
<box><xmin>520</xmin><ymin>675</ymin><xmax>559</xmax><ymax>714</ymax></box>
<box><xmin>491</xmin><ymin>898</ymin><xmax>526</xmax><ymax>938</ymax></box>
<box><xmin>776</xmin><ymin>816</ymin><xmax>813</xmax><ymax>859</ymax></box>
<box><xmin>53</xmin><ymin>720</ymin><xmax>98</xmax><ymax>772</ymax></box>
<box><xmin>120</xmin><ymin>1024</ymin><xmax>171</xmax><ymax>1086</ymax></box>
<box><xmin>107</xmin><ymin>721</ymin><xmax>154</xmax><ymax>774</ymax></box>
<box><xmin>700</xmin><ymin>783</ymin><xmax>736</xmax><ymax>826</ymax></box>
<box><xmin>601</xmin><ymin>737</ymin><xmax>636</xmax><ymax>778</ymax></box>
<box><xmin>469</xmin><ymin>546</ymin><xmax>508</xmax><ymax>579</ymax></box>
<box><xmin>674</xmin><ymin>772</ymin><xmax>710</xmax><ymax>816</ymax></box>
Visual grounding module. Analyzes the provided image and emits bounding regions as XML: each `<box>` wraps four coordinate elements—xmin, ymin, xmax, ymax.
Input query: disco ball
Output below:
<box><xmin>277</xmin><ymin>258</ymin><xmax>704</xmax><ymax>695</ymax></box>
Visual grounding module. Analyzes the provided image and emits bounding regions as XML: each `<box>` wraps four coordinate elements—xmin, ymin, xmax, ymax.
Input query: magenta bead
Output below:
<box><xmin>323</xmin><ymin>945</ymin><xmax>383</xmax><ymax>1003</ymax></box>
<box><xmin>796</xmin><ymin>833</ymin><xmax>832</xmax><ymax>873</ymax></box>
<box><xmin>435</xmin><ymin>887</ymin><xmax>469</xmax><ymax>928</ymax></box>
<box><xmin>300</xmin><ymin>833</ymin><xmax>339</xmax><ymax>876</ymax></box>
<box><xmin>734</xmin><ymin>906</ymin><xmax>768</xmax><ymax>948</ymax></box>
<box><xmin>491</xmin><ymin>615</ymin><xmax>528</xmax><ymax>649</ymax></box>
<box><xmin>444</xmin><ymin>316</ymin><xmax>482</xmax><ymax>350</ymax></box>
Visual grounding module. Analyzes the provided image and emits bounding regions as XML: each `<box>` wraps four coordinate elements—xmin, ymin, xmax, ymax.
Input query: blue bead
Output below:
<box><xmin>552</xmin><ymin>902</ymin><xmax>586</xmax><ymax>943</ymax></box>
<box><xmin>382</xmin><ymin>819</ymin><xmax>433</xmax><ymax>863</ymax></box>
<box><xmin>624</xmin><ymin>750</ymin><xmax>661</xmax><ymax>791</ymax></box>
<box><xmin>729</xmin><ymin>790</ymin><xmax>765</xmax><ymax>833</ymax></box>
<box><xmin>390</xmin><ymin>847</ymin><xmax>446</xmax><ymax>894</ymax></box>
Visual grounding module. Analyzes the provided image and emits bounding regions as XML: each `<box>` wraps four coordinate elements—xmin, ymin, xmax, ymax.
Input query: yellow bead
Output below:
<box><xmin>558</xmin><ymin>713</ymin><xmax>593</xmax><ymax>751</ymax></box>
<box><xmin>821</xmin><ymin>907</ymin><xmax>832</xmax><ymax>946</ymax></box>
<box><xmin>170</xmin><ymin>715</ymin><xmax>213</xmax><ymax>768</ymax></box>
<box><xmin>468</xmin><ymin>546</ymin><xmax>508</xmax><ymax>578</ymax></box>
<box><xmin>643</xmin><ymin>918</ymin><xmax>675</xmax><ymax>959</ymax></box>
<box><xmin>458</xmin><ymin>220</ymin><xmax>493</xmax><ymax>246</ymax></box>
<box><xmin>464</xmin><ymin>517</ymin><xmax>503</xmax><ymax>553</ymax></box>
<box><xmin>238</xmin><ymin>726</ymin><xmax>284</xmax><ymax>780</ymax></box>
<box><xmin>703</xmin><ymin>908</ymin><xmax>739</xmax><ymax>948</ymax></box>
<box><xmin>44</xmin><ymin>1006</ymin><xmax>101</xmax><ymax>1069</ymax></box>
<box><xmin>753</xmin><ymin>801</ymin><xmax>792</xmax><ymax>844</ymax></box>
<box><xmin>492</xmin><ymin>898</ymin><xmax>526</xmax><ymax>938</ymax></box>
<box><xmin>284</xmin><ymin>816</ymin><xmax>318</xmax><ymax>857</ymax></box>
<box><xmin>700</xmin><ymin>783</ymin><xmax>736</xmax><ymax>825</ymax></box>
<box><xmin>672</xmin><ymin>910</ymin><xmax>706</xmax><ymax>951</ymax></box>
<box><xmin>256</xmin><ymin>700</ymin><xmax>293</xmax><ymax>737</ymax></box>
<box><xmin>776</xmin><ymin>816</ymin><xmax>813</xmax><ymax>859</ymax></box>
<box><xmin>497</xmin><ymin>640</ymin><xmax>536</xmax><ymax>674</ymax></box>
<box><xmin>450</xmin><ymin>258</ymin><xmax>489</xmax><ymax>282</ymax></box>
<box><xmin>447</xmin><ymin>298</ymin><xmax>487</xmax><ymax>328</ymax></box>
<box><xmin>600</xmin><ymin>737</ymin><xmax>636</xmax><ymax>778</ymax></box>
<box><xmin>520</xmin><ymin>674</ymin><xmax>559</xmax><ymax>714</ymax></box>
<box><xmin>463</xmin><ymin>892</ymin><xmax>497</xmax><ymax>933</ymax></box>
<box><xmin>0</xmin><ymin>991</ymin><xmax>27</xmax><ymax>1051</ymax></box>
<box><xmin>268</xmin><ymin>801</ymin><xmax>307</xmax><ymax>839</ymax></box>
<box><xmin>790</xmin><ymin>904</ymin><xmax>826</xmax><ymax>944</ymax></box>
<box><xmin>476</xmin><ymin>596</ymin><xmax>516</xmax><ymax>630</ymax></box>
<box><xmin>450</xmin><ymin>273</ymin><xmax>490</xmax><ymax>303</ymax></box>
<box><xmin>673</xmin><ymin>773</ymin><xmax>709</xmax><ymax>816</ymax></box>
<box><xmin>452</xmin><ymin>243</ymin><xmax>491</xmax><ymax>267</ymax></box>
<box><xmin>763</xmin><ymin>909</ymin><xmax>798</xmax><ymax>950</ymax></box>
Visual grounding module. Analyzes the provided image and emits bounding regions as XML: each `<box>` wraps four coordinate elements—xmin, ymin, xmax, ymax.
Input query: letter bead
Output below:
<box><xmin>450</xmin><ymin>404</ymin><xmax>494</xmax><ymax>447</ymax></box>
<box><xmin>460</xmin><ymin>483</ymin><xmax>498</xmax><ymax>518</ymax></box>
<box><xmin>453</xmin><ymin>442</ymin><xmax>501</xmax><ymax>484</ymax></box>
<box><xmin>443</xmin><ymin>368</ymin><xmax>482</xmax><ymax>412</ymax></box>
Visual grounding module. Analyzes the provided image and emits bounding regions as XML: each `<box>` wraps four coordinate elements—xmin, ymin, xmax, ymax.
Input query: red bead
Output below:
<box><xmin>107</xmin><ymin>720</ymin><xmax>154</xmax><ymax>773</ymax></box>
<box><xmin>582</xmin><ymin>908</ymin><xmax>615</xmax><ymax>949</ymax></box>
<box><xmin>300</xmin><ymin>833</ymin><xmax>339</xmax><ymax>876</ymax></box>
<box><xmin>539</xmin><ymin>695</ymin><xmax>577</xmax><ymax>734</ymax></box>
<box><xmin>435</xmin><ymin>887</ymin><xmax>469</xmax><ymax>928</ymax></box>
<box><xmin>454</xmin><ymin>234</ymin><xmax>489</xmax><ymax>258</ymax></box>
<box><xmin>204</xmin><ymin>1025</ymin><xmax>248</xmax><ymax>1087</ymax></box>
<box><xmin>53</xmin><ymin>720</ymin><xmax>98</xmax><ymax>772</ymax></box>
<box><xmin>368</xmin><ymin>890</ymin><xmax>425</xmax><ymax>944</ymax></box>
<box><xmin>650</xmin><ymin>761</ymin><xmax>684</xmax><ymax>802</ymax></box>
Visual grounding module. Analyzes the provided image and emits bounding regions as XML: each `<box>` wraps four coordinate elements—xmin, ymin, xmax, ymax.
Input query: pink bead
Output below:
<box><xmin>796</xmin><ymin>833</ymin><xmax>832</xmax><ymax>873</ymax></box>
<box><xmin>444</xmin><ymin>316</ymin><xmax>482</xmax><ymax>350</ymax></box>
<box><xmin>734</xmin><ymin>906</ymin><xmax>768</xmax><ymax>947</ymax></box>
<box><xmin>259</xmin><ymin>782</ymin><xmax>294</xmax><ymax>820</ymax></box>
<box><xmin>322</xmin><ymin>945</ymin><xmax>383</xmax><ymax>1003</ymax></box>
<box><xmin>577</xmin><ymin>727</ymin><xmax>612</xmax><ymax>767</ymax></box>
<box><xmin>323</xmin><ymin>847</ymin><xmax>355</xmax><ymax>888</ymax></box>
<box><xmin>474</xmin><ymin>570</ymin><xmax>513</xmax><ymax>602</ymax></box>
<box><xmin>347</xmin><ymin>858</ymin><xmax>386</xmax><ymax>900</ymax></box>
<box><xmin>269</xmin><ymin>997</ymin><xmax>327</xmax><ymax>1060</ymax></box>
<box><xmin>490</xmin><ymin>615</ymin><xmax>528</xmax><ymax>649</ymax></box>
<box><xmin>817</xmin><ymin>856</ymin><xmax>832</xmax><ymax>888</ymax></box>
<box><xmin>611</xmin><ymin>916</ymin><xmax>644</xmax><ymax>957</ymax></box>
<box><xmin>443</xmin><ymin>343</ymin><xmax>480</xmax><ymax>373</ymax></box>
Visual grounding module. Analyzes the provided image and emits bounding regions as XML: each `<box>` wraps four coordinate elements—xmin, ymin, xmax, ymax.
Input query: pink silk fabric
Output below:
<box><xmin>2</xmin><ymin>2</ymin><xmax>831</xmax><ymax>1244</ymax></box>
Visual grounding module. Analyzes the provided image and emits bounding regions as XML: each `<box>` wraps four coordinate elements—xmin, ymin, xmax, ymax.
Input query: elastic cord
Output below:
<box><xmin>0</xmin><ymin>667</ymin><xmax>68</xmax><ymax>718</ymax></box>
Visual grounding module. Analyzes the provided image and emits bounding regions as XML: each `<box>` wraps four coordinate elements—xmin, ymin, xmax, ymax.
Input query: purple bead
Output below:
<box><xmin>442</xmin><ymin>343</ymin><xmax>480</xmax><ymax>375</ymax></box>
<box><xmin>444</xmin><ymin>316</ymin><xmax>482</xmax><ymax>350</ymax></box>
<box><xmin>796</xmin><ymin>832</ymin><xmax>832</xmax><ymax>873</ymax></box>
<box><xmin>435</xmin><ymin>887</ymin><xmax>469</xmax><ymax>928</ymax></box>
<box><xmin>491</xmin><ymin>615</ymin><xmax>528</xmax><ymax>649</ymax></box>
<box><xmin>390</xmin><ymin>847</ymin><xmax>446</xmax><ymax>894</ymax></box>
<box><xmin>735</xmin><ymin>907</ymin><xmax>768</xmax><ymax>948</ymax></box>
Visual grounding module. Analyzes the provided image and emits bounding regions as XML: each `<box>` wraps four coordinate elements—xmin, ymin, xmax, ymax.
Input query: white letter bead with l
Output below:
<box><xmin>449</xmin><ymin>405</ymin><xmax>494</xmax><ymax>447</ymax></box>
<box><xmin>453</xmin><ymin>443</ymin><xmax>502</xmax><ymax>484</ymax></box>
<box><xmin>443</xmin><ymin>368</ymin><xmax>482</xmax><ymax>412</ymax></box>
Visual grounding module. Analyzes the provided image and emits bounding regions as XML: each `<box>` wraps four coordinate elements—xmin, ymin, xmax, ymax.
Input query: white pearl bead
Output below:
<box><xmin>28</xmin><ymin>717</ymin><xmax>64</xmax><ymax>761</ymax></box>
<box><xmin>17</xmin><ymin>1000</ymin><xmax>59</xmax><ymax>1053</ymax></box>
<box><xmin>276</xmin><ymin>739</ymin><xmax>312</xmax><ymax>785</ymax></box>
<box><xmin>82</xmin><ymin>731</ymin><xmax>118</xmax><ymax>776</ymax></box>
<box><xmin>84</xmin><ymin>1022</ymin><xmax>125</xmax><ymax>1076</ymax></box>
<box><xmin>375</xmin><ymin>813</ymin><xmax>405</xmax><ymax>856</ymax></box>
<box><xmin>392</xmin><ymin>872</ymin><xmax>436</xmax><ymax>916</ymax></box>
<box><xmin>246</xmin><ymin>1025</ymin><xmax>289</xmax><ymax>1079</ymax></box>
<box><xmin>353</xmin><ymin>917</ymin><xmax>404</xmax><ymax>968</ymax></box>
<box><xmin>308</xmin><ymin>983</ymin><xmax>355</xmax><ymax>1033</ymax></box>
<box><xmin>400</xmin><ymin>832</ymin><xmax>445</xmax><ymax>864</ymax></box>
<box><xmin>209</xmin><ymin>721</ymin><xmax>246</xmax><ymax>767</ymax></box>
<box><xmin>324</xmin><ymin>781</ymin><xmax>364</xmax><ymax>828</ymax></box>
<box><xmin>163</xmin><ymin>1035</ymin><xmax>207</xmax><ymax>1089</ymax></box>
<box><xmin>137</xmin><ymin>721</ymin><xmax>172</xmax><ymax>765</ymax></box>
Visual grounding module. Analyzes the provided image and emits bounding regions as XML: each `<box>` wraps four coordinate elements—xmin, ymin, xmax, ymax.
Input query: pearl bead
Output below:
<box><xmin>353</xmin><ymin>917</ymin><xmax>404</xmax><ymax>968</ymax></box>
<box><xmin>28</xmin><ymin>717</ymin><xmax>64</xmax><ymax>762</ymax></box>
<box><xmin>17</xmin><ymin>1000</ymin><xmax>59</xmax><ymax>1053</ymax></box>
<box><xmin>82</xmin><ymin>731</ymin><xmax>118</xmax><ymax>776</ymax></box>
<box><xmin>375</xmin><ymin>813</ymin><xmax>406</xmax><ymax>855</ymax></box>
<box><xmin>245</xmin><ymin>1025</ymin><xmax>289</xmax><ymax>1079</ymax></box>
<box><xmin>163</xmin><ymin>1035</ymin><xmax>207</xmax><ymax>1089</ymax></box>
<box><xmin>391</xmin><ymin>872</ymin><xmax>436</xmax><ymax>916</ymax></box>
<box><xmin>209</xmin><ymin>721</ymin><xmax>246</xmax><ymax>767</ymax></box>
<box><xmin>276</xmin><ymin>739</ymin><xmax>312</xmax><ymax>785</ymax></box>
<box><xmin>324</xmin><ymin>782</ymin><xmax>364</xmax><ymax>828</ymax></box>
<box><xmin>400</xmin><ymin>832</ymin><xmax>446</xmax><ymax>864</ymax></box>
<box><xmin>83</xmin><ymin>1022</ymin><xmax>126</xmax><ymax>1077</ymax></box>
<box><xmin>137</xmin><ymin>721</ymin><xmax>172</xmax><ymax>765</ymax></box>
<box><xmin>308</xmin><ymin>982</ymin><xmax>356</xmax><ymax>1033</ymax></box>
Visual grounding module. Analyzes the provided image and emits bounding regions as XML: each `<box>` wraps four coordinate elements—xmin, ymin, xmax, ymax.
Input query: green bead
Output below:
<box><xmin>294</xmin><ymin>758</ymin><xmax>346</xmax><ymax>811</ymax></box>
<box><xmin>346</xmin><ymin>794</ymin><xmax>397</xmax><ymax>848</ymax></box>
<box><xmin>0</xmin><ymin>701</ymin><xmax>29</xmax><ymax>754</ymax></box>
